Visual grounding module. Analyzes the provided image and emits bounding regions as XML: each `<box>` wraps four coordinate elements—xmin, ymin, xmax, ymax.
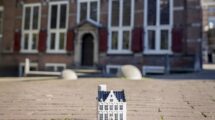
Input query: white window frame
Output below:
<box><xmin>98</xmin><ymin>102</ymin><xmax>126</xmax><ymax>120</ymax></box>
<box><xmin>106</xmin><ymin>65</ymin><xmax>121</xmax><ymax>74</ymax></box>
<box><xmin>45</xmin><ymin>63</ymin><xmax>66</xmax><ymax>72</ymax></box>
<box><xmin>208</xmin><ymin>17</ymin><xmax>215</xmax><ymax>29</ymax></box>
<box><xmin>144</xmin><ymin>0</ymin><xmax>173</xmax><ymax>54</ymax></box>
<box><xmin>47</xmin><ymin>1</ymin><xmax>69</xmax><ymax>53</ymax></box>
<box><xmin>77</xmin><ymin>0</ymin><xmax>100</xmax><ymax>24</ymax></box>
<box><xmin>21</xmin><ymin>3</ymin><xmax>41</xmax><ymax>53</ymax></box>
<box><xmin>99</xmin><ymin>113</ymin><xmax>103</xmax><ymax>120</ymax></box>
<box><xmin>108</xmin><ymin>0</ymin><xmax>134</xmax><ymax>54</ymax></box>
<box><xmin>19</xmin><ymin>62</ymin><xmax>38</xmax><ymax>77</ymax></box>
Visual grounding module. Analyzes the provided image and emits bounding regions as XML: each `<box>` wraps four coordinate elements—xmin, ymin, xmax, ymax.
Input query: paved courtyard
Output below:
<box><xmin>0</xmin><ymin>66</ymin><xmax>215</xmax><ymax>120</ymax></box>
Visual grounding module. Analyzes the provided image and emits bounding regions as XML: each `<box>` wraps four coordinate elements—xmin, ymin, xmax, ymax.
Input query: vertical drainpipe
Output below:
<box><xmin>200</xmin><ymin>1</ymin><xmax>203</xmax><ymax>71</ymax></box>
<box><xmin>194</xmin><ymin>1</ymin><xmax>203</xmax><ymax>72</ymax></box>
<box><xmin>165</xmin><ymin>54</ymin><xmax>170</xmax><ymax>74</ymax></box>
<box><xmin>184</xmin><ymin>0</ymin><xmax>188</xmax><ymax>54</ymax></box>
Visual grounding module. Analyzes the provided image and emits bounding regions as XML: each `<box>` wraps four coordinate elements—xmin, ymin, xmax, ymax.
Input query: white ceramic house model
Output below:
<box><xmin>97</xmin><ymin>85</ymin><xmax>126</xmax><ymax>120</ymax></box>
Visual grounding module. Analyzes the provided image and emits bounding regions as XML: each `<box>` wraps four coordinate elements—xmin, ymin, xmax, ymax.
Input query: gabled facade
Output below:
<box><xmin>0</xmin><ymin>0</ymin><xmax>202</xmax><ymax>76</ymax></box>
<box><xmin>97</xmin><ymin>85</ymin><xmax>126</xmax><ymax>120</ymax></box>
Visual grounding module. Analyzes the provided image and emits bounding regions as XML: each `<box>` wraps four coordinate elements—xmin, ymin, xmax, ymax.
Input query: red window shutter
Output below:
<box><xmin>172</xmin><ymin>28</ymin><xmax>183</xmax><ymax>53</ymax></box>
<box><xmin>13</xmin><ymin>31</ymin><xmax>21</xmax><ymax>52</ymax></box>
<box><xmin>99</xmin><ymin>28</ymin><xmax>108</xmax><ymax>52</ymax></box>
<box><xmin>132</xmin><ymin>27</ymin><xmax>143</xmax><ymax>53</ymax></box>
<box><xmin>66</xmin><ymin>30</ymin><xmax>74</xmax><ymax>52</ymax></box>
<box><xmin>38</xmin><ymin>30</ymin><xmax>47</xmax><ymax>52</ymax></box>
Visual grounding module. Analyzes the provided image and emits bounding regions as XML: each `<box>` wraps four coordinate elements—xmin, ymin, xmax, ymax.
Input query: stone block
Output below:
<box><xmin>61</xmin><ymin>69</ymin><xmax>78</xmax><ymax>80</ymax></box>
<box><xmin>118</xmin><ymin>65</ymin><xmax>142</xmax><ymax>80</ymax></box>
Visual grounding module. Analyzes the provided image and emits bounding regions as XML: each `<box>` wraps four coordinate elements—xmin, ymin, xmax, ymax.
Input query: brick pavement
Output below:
<box><xmin>0</xmin><ymin>76</ymin><xmax>214</xmax><ymax>120</ymax></box>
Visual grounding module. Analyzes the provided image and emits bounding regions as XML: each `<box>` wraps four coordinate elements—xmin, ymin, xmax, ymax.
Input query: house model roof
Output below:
<box><xmin>98</xmin><ymin>90</ymin><xmax>126</xmax><ymax>102</ymax></box>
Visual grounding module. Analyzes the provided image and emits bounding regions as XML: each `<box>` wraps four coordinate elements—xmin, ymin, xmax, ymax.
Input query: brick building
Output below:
<box><xmin>0</xmin><ymin>0</ymin><xmax>202</xmax><ymax>76</ymax></box>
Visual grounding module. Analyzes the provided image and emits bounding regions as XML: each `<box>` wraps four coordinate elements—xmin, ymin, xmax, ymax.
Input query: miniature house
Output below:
<box><xmin>97</xmin><ymin>84</ymin><xmax>126</xmax><ymax>120</ymax></box>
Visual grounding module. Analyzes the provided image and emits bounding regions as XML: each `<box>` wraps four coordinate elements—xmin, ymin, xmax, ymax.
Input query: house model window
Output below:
<box><xmin>97</xmin><ymin>84</ymin><xmax>126</xmax><ymax>120</ymax></box>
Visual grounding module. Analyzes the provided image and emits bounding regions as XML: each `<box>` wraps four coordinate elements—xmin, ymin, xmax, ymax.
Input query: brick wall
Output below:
<box><xmin>0</xmin><ymin>0</ymin><xmax>202</xmax><ymax>76</ymax></box>
<box><xmin>1</xmin><ymin>0</ymin><xmax>16</xmax><ymax>52</ymax></box>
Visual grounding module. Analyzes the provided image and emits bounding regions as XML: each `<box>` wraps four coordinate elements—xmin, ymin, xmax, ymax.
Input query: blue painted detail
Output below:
<box><xmin>98</xmin><ymin>90</ymin><xmax>126</xmax><ymax>102</ymax></box>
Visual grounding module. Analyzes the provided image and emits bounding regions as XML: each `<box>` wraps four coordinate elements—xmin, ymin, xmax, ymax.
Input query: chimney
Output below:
<box><xmin>98</xmin><ymin>84</ymin><xmax>107</xmax><ymax>91</ymax></box>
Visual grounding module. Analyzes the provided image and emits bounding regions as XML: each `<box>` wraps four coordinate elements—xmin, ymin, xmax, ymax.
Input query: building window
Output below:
<box><xmin>19</xmin><ymin>63</ymin><xmax>38</xmax><ymax>77</ymax></box>
<box><xmin>77</xmin><ymin>0</ymin><xmax>99</xmax><ymax>23</ymax></box>
<box><xmin>144</xmin><ymin>0</ymin><xmax>173</xmax><ymax>54</ymax></box>
<box><xmin>45</xmin><ymin>63</ymin><xmax>66</xmax><ymax>72</ymax></box>
<box><xmin>106</xmin><ymin>65</ymin><xmax>121</xmax><ymax>75</ymax></box>
<box><xmin>0</xmin><ymin>7</ymin><xmax>3</xmax><ymax>42</ymax></box>
<box><xmin>105</xmin><ymin>105</ymin><xmax>108</xmax><ymax>110</ymax></box>
<box><xmin>22</xmin><ymin>4</ymin><xmax>41</xmax><ymax>53</ymax></box>
<box><xmin>120</xmin><ymin>113</ymin><xmax>123</xmax><ymax>120</ymax></box>
<box><xmin>48</xmin><ymin>1</ymin><xmax>68</xmax><ymax>53</ymax></box>
<box><xmin>110</xmin><ymin>105</ymin><xmax>113</xmax><ymax>110</ymax></box>
<box><xmin>109</xmin><ymin>113</ymin><xmax>114</xmax><ymax>120</ymax></box>
<box><xmin>120</xmin><ymin>105</ymin><xmax>123</xmax><ymax>110</ymax></box>
<box><xmin>108</xmin><ymin>0</ymin><xmax>134</xmax><ymax>54</ymax></box>
<box><xmin>99</xmin><ymin>113</ymin><xmax>103</xmax><ymax>120</ymax></box>
<box><xmin>115</xmin><ymin>105</ymin><xmax>118</xmax><ymax>110</ymax></box>
<box><xmin>115</xmin><ymin>113</ymin><xmax>118</xmax><ymax>120</ymax></box>
<box><xmin>99</xmin><ymin>105</ymin><xmax>103</xmax><ymax>110</ymax></box>
<box><xmin>208</xmin><ymin>17</ymin><xmax>215</xmax><ymax>29</ymax></box>
<box><xmin>105</xmin><ymin>113</ymin><xmax>108</xmax><ymax>120</ymax></box>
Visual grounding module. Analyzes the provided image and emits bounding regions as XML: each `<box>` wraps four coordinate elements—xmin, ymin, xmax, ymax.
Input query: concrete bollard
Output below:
<box><xmin>61</xmin><ymin>69</ymin><xmax>78</xmax><ymax>80</ymax></box>
<box><xmin>24</xmin><ymin>58</ymin><xmax>30</xmax><ymax>76</ymax></box>
<box><xmin>118</xmin><ymin>65</ymin><xmax>142</xmax><ymax>80</ymax></box>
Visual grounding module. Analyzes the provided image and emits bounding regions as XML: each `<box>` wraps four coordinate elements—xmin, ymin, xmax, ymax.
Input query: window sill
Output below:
<box><xmin>46</xmin><ymin>50</ymin><xmax>67</xmax><ymax>54</ymax></box>
<box><xmin>20</xmin><ymin>50</ymin><xmax>38</xmax><ymax>54</ymax></box>
<box><xmin>107</xmin><ymin>50</ymin><xmax>133</xmax><ymax>55</ymax></box>
<box><xmin>143</xmin><ymin>50</ymin><xmax>173</xmax><ymax>55</ymax></box>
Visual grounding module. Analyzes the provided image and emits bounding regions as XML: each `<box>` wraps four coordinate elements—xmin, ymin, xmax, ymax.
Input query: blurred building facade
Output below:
<box><xmin>0</xmin><ymin>0</ymin><xmax>203</xmax><ymax>76</ymax></box>
<box><xmin>202</xmin><ymin>0</ymin><xmax>215</xmax><ymax>63</ymax></box>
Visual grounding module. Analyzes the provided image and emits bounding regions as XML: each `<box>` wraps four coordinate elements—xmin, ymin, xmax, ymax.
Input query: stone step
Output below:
<box><xmin>74</xmin><ymin>69</ymin><xmax>101</xmax><ymax>73</ymax></box>
<box><xmin>72</xmin><ymin>68</ymin><xmax>104</xmax><ymax>77</ymax></box>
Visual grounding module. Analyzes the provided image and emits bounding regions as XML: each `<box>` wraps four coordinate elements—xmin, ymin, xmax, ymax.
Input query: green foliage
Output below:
<box><xmin>160</xmin><ymin>115</ymin><xmax>164</xmax><ymax>120</ymax></box>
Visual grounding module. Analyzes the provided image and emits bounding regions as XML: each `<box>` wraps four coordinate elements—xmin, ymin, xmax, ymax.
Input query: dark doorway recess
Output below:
<box><xmin>81</xmin><ymin>33</ymin><xmax>94</xmax><ymax>66</ymax></box>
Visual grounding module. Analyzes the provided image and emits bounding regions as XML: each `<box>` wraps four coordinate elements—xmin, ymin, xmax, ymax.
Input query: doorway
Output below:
<box><xmin>81</xmin><ymin>33</ymin><xmax>94</xmax><ymax>66</ymax></box>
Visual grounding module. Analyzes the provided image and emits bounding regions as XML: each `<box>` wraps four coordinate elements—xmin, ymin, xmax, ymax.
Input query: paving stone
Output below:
<box><xmin>0</xmin><ymin>77</ymin><xmax>214</xmax><ymax>119</ymax></box>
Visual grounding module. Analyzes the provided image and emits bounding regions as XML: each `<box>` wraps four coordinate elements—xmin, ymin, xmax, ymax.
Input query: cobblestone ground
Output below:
<box><xmin>0</xmin><ymin>71</ymin><xmax>215</xmax><ymax>120</ymax></box>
